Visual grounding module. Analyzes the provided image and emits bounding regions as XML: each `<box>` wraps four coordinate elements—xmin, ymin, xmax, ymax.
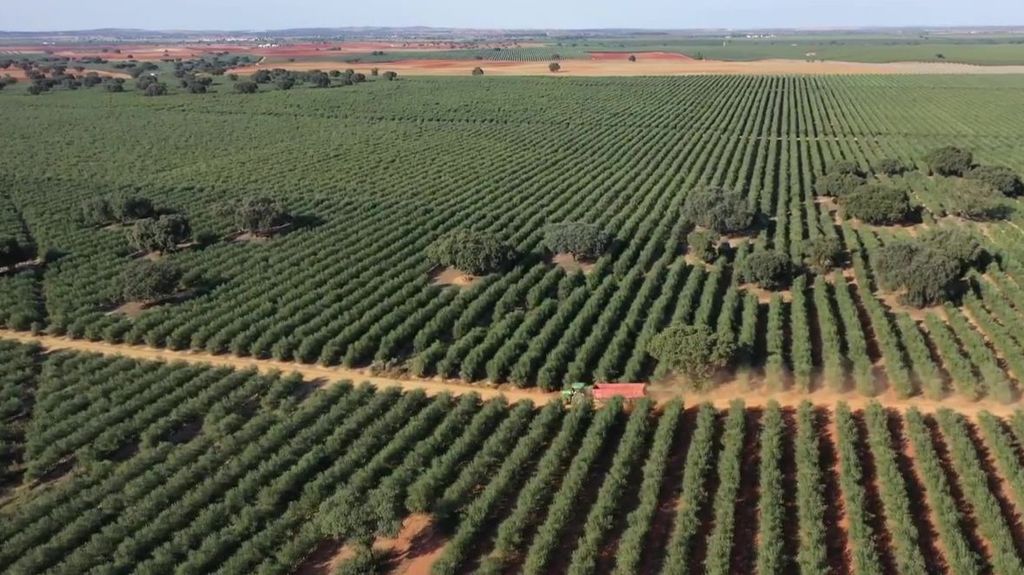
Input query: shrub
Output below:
<box><xmin>427</xmin><ymin>229</ymin><xmax>514</xmax><ymax>275</ymax></box>
<box><xmin>815</xmin><ymin>172</ymin><xmax>865</xmax><ymax>197</ymax></box>
<box><xmin>803</xmin><ymin>236</ymin><xmax>843</xmax><ymax>274</ymax></box>
<box><xmin>548</xmin><ymin>62</ymin><xmax>561</xmax><ymax>73</ymax></box>
<box><xmin>681</xmin><ymin>186</ymin><xmax>754</xmax><ymax>234</ymax></box>
<box><xmin>967</xmin><ymin>165</ymin><xmax>1023</xmax><ymax>197</ymax></box>
<box><xmin>120</xmin><ymin>260</ymin><xmax>183</xmax><ymax>303</ymax></box>
<box><xmin>543</xmin><ymin>222</ymin><xmax>610</xmax><ymax>261</ymax></box>
<box><xmin>382</xmin><ymin>71</ymin><xmax>398</xmax><ymax>81</ymax></box>
<box><xmin>842</xmin><ymin>184</ymin><xmax>912</xmax><ymax>225</ymax></box>
<box><xmin>925</xmin><ymin>146</ymin><xmax>973</xmax><ymax>176</ymax></box>
<box><xmin>472</xmin><ymin>67</ymin><xmax>484</xmax><ymax>76</ymax></box>
<box><xmin>686</xmin><ymin>229</ymin><xmax>717</xmax><ymax>263</ymax></box>
<box><xmin>740</xmin><ymin>250</ymin><xmax>792</xmax><ymax>290</ymax></box>
<box><xmin>648</xmin><ymin>323</ymin><xmax>735</xmax><ymax>388</ymax></box>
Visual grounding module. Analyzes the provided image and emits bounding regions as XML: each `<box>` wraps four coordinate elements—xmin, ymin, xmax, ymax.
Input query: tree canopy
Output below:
<box><xmin>876</xmin><ymin>231</ymin><xmax>983</xmax><ymax>308</ymax></box>
<box><xmin>647</xmin><ymin>323</ymin><xmax>735</xmax><ymax>389</ymax></box>
<box><xmin>967</xmin><ymin>165</ymin><xmax>1023</xmax><ymax>197</ymax></box>
<box><xmin>126</xmin><ymin>214</ymin><xmax>191</xmax><ymax>254</ymax></box>
<box><xmin>234</xmin><ymin>81</ymin><xmax>259</xmax><ymax>94</ymax></box>
<box><xmin>815</xmin><ymin>172</ymin><xmax>866</xmax><ymax>198</ymax></box>
<box><xmin>740</xmin><ymin>250</ymin><xmax>792</xmax><ymax>290</ymax></box>
<box><xmin>681</xmin><ymin>185</ymin><xmax>754</xmax><ymax>234</ymax></box>
<box><xmin>543</xmin><ymin>222</ymin><xmax>610</xmax><ymax>261</ymax></box>
<box><xmin>841</xmin><ymin>184</ymin><xmax>913</xmax><ymax>225</ymax></box>
<box><xmin>426</xmin><ymin>229</ymin><xmax>514</xmax><ymax>275</ymax></box>
<box><xmin>225</xmin><ymin>197</ymin><xmax>290</xmax><ymax>235</ymax></box>
<box><xmin>79</xmin><ymin>195</ymin><xmax>155</xmax><ymax>226</ymax></box>
<box><xmin>804</xmin><ymin>236</ymin><xmax>844</xmax><ymax>275</ymax></box>
<box><xmin>120</xmin><ymin>260</ymin><xmax>183</xmax><ymax>303</ymax></box>
<box><xmin>874</xmin><ymin>158</ymin><xmax>908</xmax><ymax>176</ymax></box>
<box><xmin>925</xmin><ymin>146</ymin><xmax>974</xmax><ymax>177</ymax></box>
<box><xmin>686</xmin><ymin>229</ymin><xmax>717</xmax><ymax>263</ymax></box>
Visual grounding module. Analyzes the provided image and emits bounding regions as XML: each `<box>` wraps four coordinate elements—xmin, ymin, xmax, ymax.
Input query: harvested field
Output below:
<box><xmin>228</xmin><ymin>57</ymin><xmax>1024</xmax><ymax>76</ymax></box>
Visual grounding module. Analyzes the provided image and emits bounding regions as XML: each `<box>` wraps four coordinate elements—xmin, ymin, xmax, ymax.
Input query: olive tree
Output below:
<box><xmin>548</xmin><ymin>62</ymin><xmax>561</xmax><ymax>73</ymax></box>
<box><xmin>681</xmin><ymin>185</ymin><xmax>754</xmax><ymax>234</ymax></box>
<box><xmin>234</xmin><ymin>81</ymin><xmax>259</xmax><ymax>94</ymax></box>
<box><xmin>426</xmin><ymin>229</ymin><xmax>514</xmax><ymax>275</ymax></box>
<box><xmin>815</xmin><ymin>172</ymin><xmax>866</xmax><ymax>197</ymax></box>
<box><xmin>543</xmin><ymin>221</ymin><xmax>610</xmax><ymax>261</ymax></box>
<box><xmin>648</xmin><ymin>323</ymin><xmax>735</xmax><ymax>389</ymax></box>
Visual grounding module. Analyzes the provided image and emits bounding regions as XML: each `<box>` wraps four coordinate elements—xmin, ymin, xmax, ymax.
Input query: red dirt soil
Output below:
<box><xmin>589</xmin><ymin>51</ymin><xmax>694</xmax><ymax>61</ymax></box>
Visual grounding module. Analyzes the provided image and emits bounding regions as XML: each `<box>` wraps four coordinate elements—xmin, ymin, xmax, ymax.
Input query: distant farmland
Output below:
<box><xmin>2</xmin><ymin>75</ymin><xmax>1024</xmax><ymax>403</ymax></box>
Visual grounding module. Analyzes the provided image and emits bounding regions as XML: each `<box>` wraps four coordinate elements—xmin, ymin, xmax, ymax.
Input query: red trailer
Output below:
<box><xmin>591</xmin><ymin>383</ymin><xmax>647</xmax><ymax>401</ymax></box>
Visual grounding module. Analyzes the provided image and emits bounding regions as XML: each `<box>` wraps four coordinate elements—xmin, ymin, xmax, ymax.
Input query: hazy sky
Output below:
<box><xmin>3</xmin><ymin>0</ymin><xmax>1023</xmax><ymax>32</ymax></box>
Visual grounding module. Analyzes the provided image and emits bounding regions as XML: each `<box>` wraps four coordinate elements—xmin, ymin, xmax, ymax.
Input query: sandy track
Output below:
<box><xmin>0</xmin><ymin>329</ymin><xmax>553</xmax><ymax>405</ymax></box>
<box><xmin>228</xmin><ymin>57</ymin><xmax>1024</xmax><ymax>78</ymax></box>
<box><xmin>2</xmin><ymin>329</ymin><xmax>1022</xmax><ymax>418</ymax></box>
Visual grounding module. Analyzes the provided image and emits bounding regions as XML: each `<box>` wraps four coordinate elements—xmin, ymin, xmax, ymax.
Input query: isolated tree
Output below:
<box><xmin>226</xmin><ymin>197</ymin><xmax>290</xmax><ymax>235</ymax></box>
<box><xmin>740</xmin><ymin>250</ymin><xmax>792</xmax><ymax>290</ymax></box>
<box><xmin>681</xmin><ymin>185</ymin><xmax>754</xmax><ymax>234</ymax></box>
<box><xmin>370</xmin><ymin>68</ymin><xmax>379</xmax><ymax>77</ymax></box>
<box><xmin>104</xmin><ymin>79</ymin><xmax>125</xmax><ymax>92</ymax></box>
<box><xmin>543</xmin><ymin>221</ymin><xmax>610</xmax><ymax>261</ymax></box>
<box><xmin>126</xmin><ymin>214</ymin><xmax>191</xmax><ymax>254</ymax></box>
<box><xmin>548</xmin><ymin>62</ymin><xmax>561</xmax><ymax>73</ymax></box>
<box><xmin>842</xmin><ymin>184</ymin><xmax>912</xmax><ymax>225</ymax></box>
<box><xmin>648</xmin><ymin>323</ymin><xmax>735</xmax><ymax>389</ymax></box>
<box><xmin>925</xmin><ymin>146</ymin><xmax>973</xmax><ymax>176</ymax></box>
<box><xmin>686</xmin><ymin>228</ymin><xmax>717</xmax><ymax>263</ymax></box>
<box><xmin>121</xmin><ymin>260</ymin><xmax>182</xmax><ymax>303</ymax></box>
<box><xmin>967</xmin><ymin>165</ymin><xmax>1023</xmax><ymax>197</ymax></box>
<box><xmin>275</xmin><ymin>75</ymin><xmax>296</xmax><ymax>90</ymax></box>
<box><xmin>875</xmin><ymin>158</ymin><xmax>908</xmax><ymax>176</ymax></box>
<box><xmin>804</xmin><ymin>236</ymin><xmax>844</xmax><ymax>274</ymax></box>
<box><xmin>628</xmin><ymin>54</ymin><xmax>637</xmax><ymax>62</ymax></box>
<box><xmin>234</xmin><ymin>80</ymin><xmax>259</xmax><ymax>94</ymax></box>
<box><xmin>426</xmin><ymin>229</ymin><xmax>514</xmax><ymax>275</ymax></box>
<box><xmin>381</xmin><ymin>71</ymin><xmax>398</xmax><ymax>81</ymax></box>
<box><xmin>471</xmin><ymin>67</ymin><xmax>485</xmax><ymax>76</ymax></box>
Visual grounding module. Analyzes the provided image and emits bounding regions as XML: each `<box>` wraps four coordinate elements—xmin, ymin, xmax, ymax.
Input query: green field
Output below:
<box><xmin>3</xmin><ymin>74</ymin><xmax>1024</xmax><ymax>402</ymax></box>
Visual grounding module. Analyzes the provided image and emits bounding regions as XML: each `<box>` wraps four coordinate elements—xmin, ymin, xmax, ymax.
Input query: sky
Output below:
<box><xmin>3</xmin><ymin>0</ymin><xmax>1023</xmax><ymax>32</ymax></box>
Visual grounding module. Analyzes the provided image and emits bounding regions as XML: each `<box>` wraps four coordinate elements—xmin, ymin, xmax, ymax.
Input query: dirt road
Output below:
<box><xmin>0</xmin><ymin>329</ymin><xmax>555</xmax><ymax>405</ymax></box>
<box><xmin>2</xmin><ymin>329</ymin><xmax>1022</xmax><ymax>418</ymax></box>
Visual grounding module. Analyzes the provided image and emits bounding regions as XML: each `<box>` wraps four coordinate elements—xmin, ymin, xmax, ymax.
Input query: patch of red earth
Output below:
<box><xmin>588</xmin><ymin>51</ymin><xmax>694</xmax><ymax>61</ymax></box>
<box><xmin>430</xmin><ymin>266</ymin><xmax>479</xmax><ymax>288</ymax></box>
<box><xmin>552</xmin><ymin>253</ymin><xmax>595</xmax><ymax>275</ymax></box>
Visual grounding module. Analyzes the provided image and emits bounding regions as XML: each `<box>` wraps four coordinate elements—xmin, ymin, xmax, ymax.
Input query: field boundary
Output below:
<box><xmin>2</xmin><ymin>329</ymin><xmax>1023</xmax><ymax>418</ymax></box>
